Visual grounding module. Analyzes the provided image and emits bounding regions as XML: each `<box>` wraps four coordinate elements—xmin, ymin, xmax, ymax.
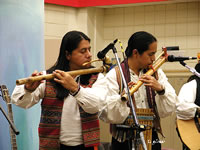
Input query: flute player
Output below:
<box><xmin>11</xmin><ymin>30</ymin><xmax>129</xmax><ymax>150</ymax></box>
<box><xmin>99</xmin><ymin>31</ymin><xmax>178</xmax><ymax>150</ymax></box>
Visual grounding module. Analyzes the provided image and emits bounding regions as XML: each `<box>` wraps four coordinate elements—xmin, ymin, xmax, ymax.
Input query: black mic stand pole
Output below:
<box><xmin>111</xmin><ymin>46</ymin><xmax>147</xmax><ymax>150</ymax></box>
<box><xmin>0</xmin><ymin>101</ymin><xmax>20</xmax><ymax>135</ymax></box>
<box><xmin>179</xmin><ymin>61</ymin><xmax>200</xmax><ymax>78</ymax></box>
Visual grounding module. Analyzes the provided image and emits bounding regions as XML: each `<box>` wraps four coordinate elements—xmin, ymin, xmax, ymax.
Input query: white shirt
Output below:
<box><xmin>11</xmin><ymin>72</ymin><xmax>129</xmax><ymax>146</ymax></box>
<box><xmin>176</xmin><ymin>79</ymin><xmax>200</xmax><ymax>120</ymax></box>
<box><xmin>100</xmin><ymin>67</ymin><xmax>177</xmax><ymax>123</ymax></box>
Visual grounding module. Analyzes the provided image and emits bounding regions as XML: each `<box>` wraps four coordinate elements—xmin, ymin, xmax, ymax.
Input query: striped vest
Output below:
<box><xmin>38</xmin><ymin>74</ymin><xmax>99</xmax><ymax>150</ymax></box>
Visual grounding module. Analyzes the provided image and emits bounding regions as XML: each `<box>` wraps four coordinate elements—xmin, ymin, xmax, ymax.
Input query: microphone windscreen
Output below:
<box><xmin>167</xmin><ymin>55</ymin><xmax>175</xmax><ymax>62</ymax></box>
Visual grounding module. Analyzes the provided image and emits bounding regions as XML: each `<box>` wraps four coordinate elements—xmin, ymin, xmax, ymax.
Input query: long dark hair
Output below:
<box><xmin>47</xmin><ymin>31</ymin><xmax>91</xmax><ymax>99</ymax></box>
<box><xmin>187</xmin><ymin>63</ymin><xmax>200</xmax><ymax>82</ymax></box>
<box><xmin>125</xmin><ymin>31</ymin><xmax>157</xmax><ymax>57</ymax></box>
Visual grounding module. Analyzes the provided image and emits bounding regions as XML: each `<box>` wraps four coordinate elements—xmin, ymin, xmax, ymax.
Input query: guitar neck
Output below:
<box><xmin>0</xmin><ymin>85</ymin><xmax>18</xmax><ymax>150</ymax></box>
<box><xmin>7</xmin><ymin>103</ymin><xmax>18</xmax><ymax>150</ymax></box>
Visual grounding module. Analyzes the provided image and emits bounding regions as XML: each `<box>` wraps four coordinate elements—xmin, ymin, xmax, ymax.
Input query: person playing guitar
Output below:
<box><xmin>176</xmin><ymin>60</ymin><xmax>200</xmax><ymax>150</ymax></box>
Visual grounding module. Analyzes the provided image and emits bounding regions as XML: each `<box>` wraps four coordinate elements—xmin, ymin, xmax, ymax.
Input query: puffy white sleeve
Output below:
<box><xmin>74</xmin><ymin>73</ymin><xmax>108</xmax><ymax>114</ymax></box>
<box><xmin>11</xmin><ymin>82</ymin><xmax>45</xmax><ymax>109</ymax></box>
<box><xmin>176</xmin><ymin>80</ymin><xmax>200</xmax><ymax>120</ymax></box>
<box><xmin>99</xmin><ymin>68</ymin><xmax>130</xmax><ymax>124</ymax></box>
<box><xmin>155</xmin><ymin>69</ymin><xmax>178</xmax><ymax>118</ymax></box>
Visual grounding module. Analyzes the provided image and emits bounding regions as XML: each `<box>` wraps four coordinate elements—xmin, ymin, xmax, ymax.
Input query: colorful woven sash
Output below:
<box><xmin>39</xmin><ymin>81</ymin><xmax>64</xmax><ymax>150</ymax></box>
<box><xmin>80</xmin><ymin>75</ymin><xmax>100</xmax><ymax>147</ymax></box>
<box><xmin>38</xmin><ymin>74</ymin><xmax>99</xmax><ymax>150</ymax></box>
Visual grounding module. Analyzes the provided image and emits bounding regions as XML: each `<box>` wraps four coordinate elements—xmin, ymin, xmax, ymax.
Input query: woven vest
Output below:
<box><xmin>38</xmin><ymin>74</ymin><xmax>99</xmax><ymax>150</ymax></box>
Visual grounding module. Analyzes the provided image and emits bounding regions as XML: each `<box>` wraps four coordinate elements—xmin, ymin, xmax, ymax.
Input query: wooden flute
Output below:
<box><xmin>16</xmin><ymin>66</ymin><xmax>106</xmax><ymax>85</ymax></box>
<box><xmin>121</xmin><ymin>48</ymin><xmax>168</xmax><ymax>101</ymax></box>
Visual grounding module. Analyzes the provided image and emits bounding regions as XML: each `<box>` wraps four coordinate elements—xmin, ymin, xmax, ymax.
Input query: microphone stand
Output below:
<box><xmin>179</xmin><ymin>61</ymin><xmax>200</xmax><ymax>78</ymax></box>
<box><xmin>0</xmin><ymin>100</ymin><xmax>20</xmax><ymax>135</ymax></box>
<box><xmin>111</xmin><ymin>46</ymin><xmax>147</xmax><ymax>150</ymax></box>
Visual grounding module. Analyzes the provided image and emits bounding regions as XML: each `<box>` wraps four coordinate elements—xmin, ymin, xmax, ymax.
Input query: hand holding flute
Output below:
<box><xmin>24</xmin><ymin>70</ymin><xmax>44</xmax><ymax>92</ymax></box>
<box><xmin>16</xmin><ymin>66</ymin><xmax>106</xmax><ymax>86</ymax></box>
<box><xmin>23</xmin><ymin>69</ymin><xmax>80</xmax><ymax>93</ymax></box>
<box><xmin>53</xmin><ymin>70</ymin><xmax>79</xmax><ymax>93</ymax></box>
<box><xmin>139</xmin><ymin>74</ymin><xmax>164</xmax><ymax>92</ymax></box>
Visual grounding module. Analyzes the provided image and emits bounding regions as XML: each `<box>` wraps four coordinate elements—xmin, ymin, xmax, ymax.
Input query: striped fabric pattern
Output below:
<box><xmin>79</xmin><ymin>107</ymin><xmax>100</xmax><ymax>147</ymax></box>
<box><xmin>80</xmin><ymin>74</ymin><xmax>100</xmax><ymax>147</ymax></box>
<box><xmin>39</xmin><ymin>81</ymin><xmax>63</xmax><ymax>149</ymax></box>
<box><xmin>39</xmin><ymin>74</ymin><xmax>99</xmax><ymax>149</ymax></box>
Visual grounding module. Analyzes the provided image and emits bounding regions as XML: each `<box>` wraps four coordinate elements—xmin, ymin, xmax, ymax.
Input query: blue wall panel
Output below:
<box><xmin>0</xmin><ymin>0</ymin><xmax>44</xmax><ymax>149</ymax></box>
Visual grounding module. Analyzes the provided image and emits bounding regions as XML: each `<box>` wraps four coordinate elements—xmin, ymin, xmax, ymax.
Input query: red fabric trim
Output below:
<box><xmin>45</xmin><ymin>0</ymin><xmax>168</xmax><ymax>7</ymax></box>
<box><xmin>82</xmin><ymin>120</ymin><xmax>99</xmax><ymax>130</ymax></box>
<box><xmin>39</xmin><ymin>128</ymin><xmax>60</xmax><ymax>135</ymax></box>
<box><xmin>40</xmin><ymin>138</ymin><xmax>59</xmax><ymax>149</ymax></box>
<box><xmin>42</xmin><ymin>98</ymin><xmax>63</xmax><ymax>106</ymax></box>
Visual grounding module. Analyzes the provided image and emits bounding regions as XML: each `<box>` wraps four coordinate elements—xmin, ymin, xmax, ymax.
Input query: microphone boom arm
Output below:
<box><xmin>179</xmin><ymin>61</ymin><xmax>200</xmax><ymax>78</ymax></box>
<box><xmin>111</xmin><ymin>45</ymin><xmax>147</xmax><ymax>150</ymax></box>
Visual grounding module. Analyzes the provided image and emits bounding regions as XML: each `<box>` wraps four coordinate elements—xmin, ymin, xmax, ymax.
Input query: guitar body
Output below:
<box><xmin>176</xmin><ymin>118</ymin><xmax>200</xmax><ymax>150</ymax></box>
<box><xmin>0</xmin><ymin>85</ymin><xmax>18</xmax><ymax>150</ymax></box>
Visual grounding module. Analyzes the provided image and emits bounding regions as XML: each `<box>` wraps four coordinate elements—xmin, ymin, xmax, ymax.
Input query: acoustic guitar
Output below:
<box><xmin>176</xmin><ymin>118</ymin><xmax>200</xmax><ymax>150</ymax></box>
<box><xmin>0</xmin><ymin>85</ymin><xmax>18</xmax><ymax>150</ymax></box>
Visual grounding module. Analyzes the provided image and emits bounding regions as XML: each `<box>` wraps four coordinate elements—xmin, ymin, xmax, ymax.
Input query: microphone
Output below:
<box><xmin>97</xmin><ymin>39</ymin><xmax>118</xmax><ymax>59</ymax></box>
<box><xmin>167</xmin><ymin>55</ymin><xmax>197</xmax><ymax>62</ymax></box>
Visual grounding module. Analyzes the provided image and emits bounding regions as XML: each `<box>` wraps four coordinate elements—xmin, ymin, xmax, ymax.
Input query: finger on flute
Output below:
<box><xmin>16</xmin><ymin>74</ymin><xmax>55</xmax><ymax>85</ymax></box>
